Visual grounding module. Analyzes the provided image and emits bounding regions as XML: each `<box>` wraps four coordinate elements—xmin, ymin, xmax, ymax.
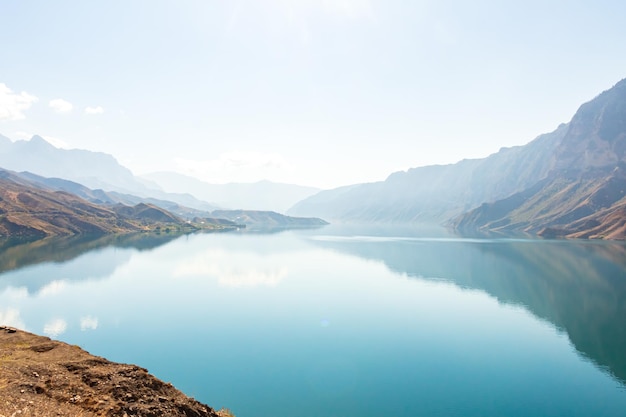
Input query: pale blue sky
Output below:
<box><xmin>1</xmin><ymin>0</ymin><xmax>626</xmax><ymax>188</ymax></box>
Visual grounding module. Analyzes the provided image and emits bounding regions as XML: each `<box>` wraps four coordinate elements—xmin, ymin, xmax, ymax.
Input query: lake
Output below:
<box><xmin>1</xmin><ymin>225</ymin><xmax>625</xmax><ymax>417</ymax></box>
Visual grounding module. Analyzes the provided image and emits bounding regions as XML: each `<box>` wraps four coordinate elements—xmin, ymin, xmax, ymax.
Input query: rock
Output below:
<box><xmin>0</xmin><ymin>325</ymin><xmax>17</xmax><ymax>333</ymax></box>
<box><xmin>0</xmin><ymin>329</ymin><xmax>224</xmax><ymax>417</ymax></box>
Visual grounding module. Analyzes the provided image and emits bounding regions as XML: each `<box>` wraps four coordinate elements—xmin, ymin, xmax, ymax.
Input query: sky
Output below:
<box><xmin>1</xmin><ymin>0</ymin><xmax>626</xmax><ymax>189</ymax></box>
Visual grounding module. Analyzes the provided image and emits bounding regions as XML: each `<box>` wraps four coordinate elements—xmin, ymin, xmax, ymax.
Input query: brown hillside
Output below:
<box><xmin>0</xmin><ymin>170</ymin><xmax>191</xmax><ymax>238</ymax></box>
<box><xmin>0</xmin><ymin>326</ymin><xmax>231</xmax><ymax>417</ymax></box>
<box><xmin>454</xmin><ymin>79</ymin><xmax>626</xmax><ymax>240</ymax></box>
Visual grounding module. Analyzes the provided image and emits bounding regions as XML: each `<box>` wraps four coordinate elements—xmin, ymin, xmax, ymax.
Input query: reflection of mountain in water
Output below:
<box><xmin>0</xmin><ymin>233</ymin><xmax>184</xmax><ymax>295</ymax></box>
<box><xmin>309</xmin><ymin>235</ymin><xmax>626</xmax><ymax>384</ymax></box>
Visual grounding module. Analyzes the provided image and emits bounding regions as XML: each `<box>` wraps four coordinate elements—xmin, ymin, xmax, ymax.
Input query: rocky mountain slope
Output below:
<box><xmin>454</xmin><ymin>79</ymin><xmax>626</xmax><ymax>239</ymax></box>
<box><xmin>290</xmin><ymin>78</ymin><xmax>626</xmax><ymax>239</ymax></box>
<box><xmin>0</xmin><ymin>326</ymin><xmax>231</xmax><ymax>417</ymax></box>
<box><xmin>288</xmin><ymin>124</ymin><xmax>567</xmax><ymax>223</ymax></box>
<box><xmin>0</xmin><ymin>168</ymin><xmax>327</xmax><ymax>238</ymax></box>
<box><xmin>17</xmin><ymin>171</ymin><xmax>215</xmax><ymax>220</ymax></box>
<box><xmin>0</xmin><ymin>169</ymin><xmax>210</xmax><ymax>238</ymax></box>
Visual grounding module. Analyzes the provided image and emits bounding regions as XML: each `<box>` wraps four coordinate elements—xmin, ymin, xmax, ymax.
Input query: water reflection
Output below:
<box><xmin>307</xmin><ymin>229</ymin><xmax>626</xmax><ymax>385</ymax></box>
<box><xmin>172</xmin><ymin>248</ymin><xmax>289</xmax><ymax>288</ymax></box>
<box><xmin>1</xmin><ymin>227</ymin><xmax>625</xmax><ymax>417</ymax></box>
<box><xmin>0</xmin><ymin>233</ymin><xmax>185</xmax><ymax>294</ymax></box>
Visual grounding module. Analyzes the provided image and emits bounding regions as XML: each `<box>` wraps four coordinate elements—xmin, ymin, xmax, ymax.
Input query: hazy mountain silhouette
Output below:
<box><xmin>142</xmin><ymin>171</ymin><xmax>320</xmax><ymax>214</ymax></box>
<box><xmin>210</xmin><ymin>209</ymin><xmax>328</xmax><ymax>229</ymax></box>
<box><xmin>16</xmin><ymin>171</ymin><xmax>216</xmax><ymax>220</ymax></box>
<box><xmin>0</xmin><ymin>135</ymin><xmax>320</xmax><ymax>215</ymax></box>
<box><xmin>290</xmin><ymin>78</ymin><xmax>626</xmax><ymax>239</ymax></box>
<box><xmin>0</xmin><ymin>135</ymin><xmax>139</xmax><ymax>193</ymax></box>
<box><xmin>289</xmin><ymin>124</ymin><xmax>567</xmax><ymax>223</ymax></box>
<box><xmin>0</xmin><ymin>136</ymin><xmax>218</xmax><ymax>213</ymax></box>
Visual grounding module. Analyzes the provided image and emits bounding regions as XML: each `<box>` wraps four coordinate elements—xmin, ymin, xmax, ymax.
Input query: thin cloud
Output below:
<box><xmin>0</xmin><ymin>308</ymin><xmax>26</xmax><ymax>330</ymax></box>
<box><xmin>217</xmin><ymin>267</ymin><xmax>288</xmax><ymax>288</ymax></box>
<box><xmin>84</xmin><ymin>106</ymin><xmax>104</xmax><ymax>115</ymax></box>
<box><xmin>43</xmin><ymin>318</ymin><xmax>67</xmax><ymax>337</ymax></box>
<box><xmin>39</xmin><ymin>280</ymin><xmax>67</xmax><ymax>296</ymax></box>
<box><xmin>173</xmin><ymin>248</ymin><xmax>289</xmax><ymax>288</ymax></box>
<box><xmin>80</xmin><ymin>316</ymin><xmax>99</xmax><ymax>331</ymax></box>
<box><xmin>49</xmin><ymin>98</ymin><xmax>73</xmax><ymax>113</ymax></box>
<box><xmin>174</xmin><ymin>150</ymin><xmax>292</xmax><ymax>183</ymax></box>
<box><xmin>0</xmin><ymin>83</ymin><xmax>38</xmax><ymax>121</ymax></box>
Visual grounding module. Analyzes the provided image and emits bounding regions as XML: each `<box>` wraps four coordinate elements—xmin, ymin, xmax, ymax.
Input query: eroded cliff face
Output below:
<box><xmin>453</xmin><ymin>79</ymin><xmax>626</xmax><ymax>239</ymax></box>
<box><xmin>552</xmin><ymin>78</ymin><xmax>626</xmax><ymax>171</ymax></box>
<box><xmin>0</xmin><ymin>326</ymin><xmax>232</xmax><ymax>417</ymax></box>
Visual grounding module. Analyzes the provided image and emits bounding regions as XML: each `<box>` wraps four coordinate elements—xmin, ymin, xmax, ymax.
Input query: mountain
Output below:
<box><xmin>0</xmin><ymin>136</ymin><xmax>219</xmax><ymax>212</ymax></box>
<box><xmin>288</xmin><ymin>124</ymin><xmax>567</xmax><ymax>223</ymax></box>
<box><xmin>290</xmin><ymin>78</ymin><xmax>626</xmax><ymax>239</ymax></box>
<box><xmin>209</xmin><ymin>209</ymin><xmax>328</xmax><ymax>228</ymax></box>
<box><xmin>16</xmin><ymin>171</ymin><xmax>216</xmax><ymax>220</ymax></box>
<box><xmin>0</xmin><ymin>168</ymin><xmax>327</xmax><ymax>236</ymax></box>
<box><xmin>142</xmin><ymin>171</ymin><xmax>320</xmax><ymax>214</ymax></box>
<box><xmin>454</xmin><ymin>79</ymin><xmax>626</xmax><ymax>239</ymax></box>
<box><xmin>0</xmin><ymin>168</ymin><xmax>210</xmax><ymax>238</ymax></box>
<box><xmin>0</xmin><ymin>135</ymin><xmax>139</xmax><ymax>193</ymax></box>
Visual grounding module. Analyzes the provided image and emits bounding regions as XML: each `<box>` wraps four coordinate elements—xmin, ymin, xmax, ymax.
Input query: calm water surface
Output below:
<box><xmin>1</xmin><ymin>226</ymin><xmax>625</xmax><ymax>417</ymax></box>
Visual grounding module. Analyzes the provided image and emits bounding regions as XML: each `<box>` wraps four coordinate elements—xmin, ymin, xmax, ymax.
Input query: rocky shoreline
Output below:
<box><xmin>0</xmin><ymin>326</ymin><xmax>233</xmax><ymax>417</ymax></box>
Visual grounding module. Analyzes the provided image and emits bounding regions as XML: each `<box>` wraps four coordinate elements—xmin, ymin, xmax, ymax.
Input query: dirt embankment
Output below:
<box><xmin>0</xmin><ymin>326</ymin><xmax>233</xmax><ymax>417</ymax></box>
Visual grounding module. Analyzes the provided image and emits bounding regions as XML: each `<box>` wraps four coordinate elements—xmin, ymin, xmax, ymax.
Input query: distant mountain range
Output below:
<box><xmin>4</xmin><ymin>77</ymin><xmax>626</xmax><ymax>239</ymax></box>
<box><xmin>289</xmin><ymin>78</ymin><xmax>626</xmax><ymax>239</ymax></box>
<box><xmin>0</xmin><ymin>135</ymin><xmax>318</xmax><ymax>214</ymax></box>
<box><xmin>0</xmin><ymin>168</ymin><xmax>203</xmax><ymax>238</ymax></box>
<box><xmin>14</xmin><ymin>171</ymin><xmax>214</xmax><ymax>220</ymax></box>
<box><xmin>288</xmin><ymin>125</ymin><xmax>567</xmax><ymax>223</ymax></box>
<box><xmin>141</xmin><ymin>172</ymin><xmax>320</xmax><ymax>214</ymax></box>
<box><xmin>210</xmin><ymin>209</ymin><xmax>328</xmax><ymax>229</ymax></box>
<box><xmin>0</xmin><ymin>134</ymin><xmax>218</xmax><ymax>213</ymax></box>
<box><xmin>0</xmin><ymin>168</ymin><xmax>328</xmax><ymax>238</ymax></box>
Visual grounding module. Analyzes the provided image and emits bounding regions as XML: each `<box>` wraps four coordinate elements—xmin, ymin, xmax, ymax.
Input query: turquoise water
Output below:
<box><xmin>1</xmin><ymin>226</ymin><xmax>625</xmax><ymax>416</ymax></box>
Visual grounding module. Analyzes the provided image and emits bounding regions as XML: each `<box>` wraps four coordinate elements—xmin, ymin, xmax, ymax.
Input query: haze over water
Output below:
<box><xmin>1</xmin><ymin>226</ymin><xmax>625</xmax><ymax>417</ymax></box>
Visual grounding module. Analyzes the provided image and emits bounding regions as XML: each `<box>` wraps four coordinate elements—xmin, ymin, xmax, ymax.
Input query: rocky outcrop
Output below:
<box><xmin>0</xmin><ymin>327</ymin><xmax>232</xmax><ymax>417</ymax></box>
<box><xmin>454</xmin><ymin>79</ymin><xmax>626</xmax><ymax>239</ymax></box>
